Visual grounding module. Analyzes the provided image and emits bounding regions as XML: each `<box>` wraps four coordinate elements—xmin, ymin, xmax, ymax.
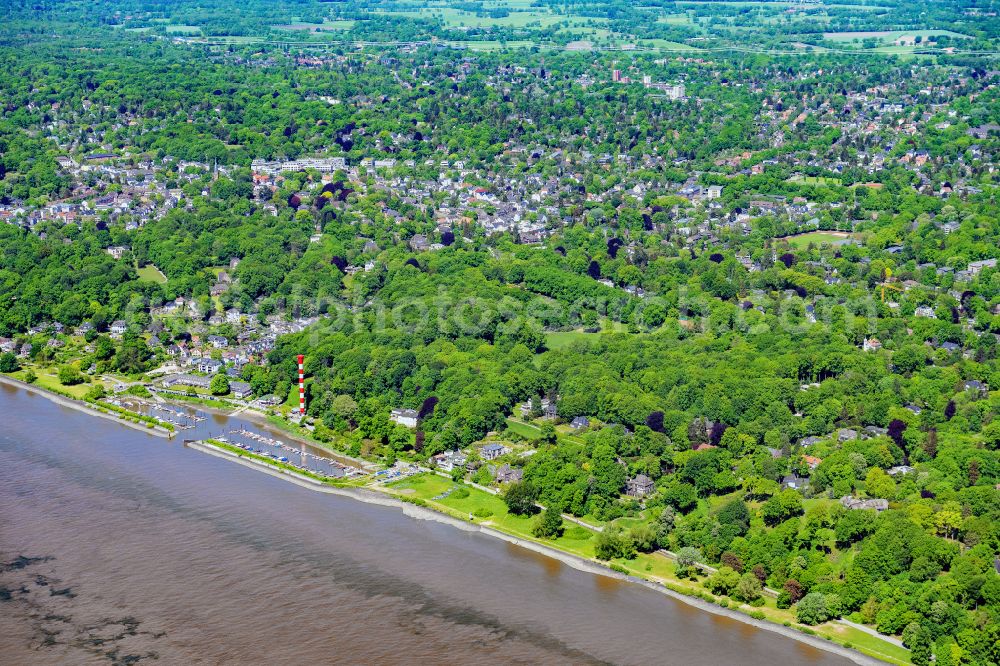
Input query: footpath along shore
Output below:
<box><xmin>0</xmin><ymin>374</ymin><xmax>173</xmax><ymax>439</ymax></box>
<box><xmin>187</xmin><ymin>439</ymin><xmax>892</xmax><ymax>666</ymax></box>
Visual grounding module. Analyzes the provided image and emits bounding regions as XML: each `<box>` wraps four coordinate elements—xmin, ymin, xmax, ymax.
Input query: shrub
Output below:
<box><xmin>503</xmin><ymin>481</ymin><xmax>539</xmax><ymax>515</ymax></box>
<box><xmin>532</xmin><ymin>505</ymin><xmax>565</xmax><ymax>539</ymax></box>
<box><xmin>124</xmin><ymin>384</ymin><xmax>152</xmax><ymax>398</ymax></box>
<box><xmin>736</xmin><ymin>572</ymin><xmax>763</xmax><ymax>603</ymax></box>
<box><xmin>594</xmin><ymin>527</ymin><xmax>637</xmax><ymax>560</ymax></box>
<box><xmin>796</xmin><ymin>592</ymin><xmax>830</xmax><ymax>625</ymax></box>
<box><xmin>0</xmin><ymin>352</ymin><xmax>19</xmax><ymax>373</ymax></box>
<box><xmin>58</xmin><ymin>365</ymin><xmax>83</xmax><ymax>385</ymax></box>
<box><xmin>705</xmin><ymin>566</ymin><xmax>740</xmax><ymax>596</ymax></box>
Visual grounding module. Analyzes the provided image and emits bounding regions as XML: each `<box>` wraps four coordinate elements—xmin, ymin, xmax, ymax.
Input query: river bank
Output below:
<box><xmin>187</xmin><ymin>439</ymin><xmax>893</xmax><ymax>666</ymax></box>
<box><xmin>0</xmin><ymin>374</ymin><xmax>901</xmax><ymax>665</ymax></box>
<box><xmin>0</xmin><ymin>390</ymin><xmax>858</xmax><ymax>666</ymax></box>
<box><xmin>0</xmin><ymin>374</ymin><xmax>174</xmax><ymax>439</ymax></box>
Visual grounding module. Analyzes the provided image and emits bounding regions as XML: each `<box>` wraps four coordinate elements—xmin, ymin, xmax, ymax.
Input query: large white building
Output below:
<box><xmin>251</xmin><ymin>157</ymin><xmax>347</xmax><ymax>175</ymax></box>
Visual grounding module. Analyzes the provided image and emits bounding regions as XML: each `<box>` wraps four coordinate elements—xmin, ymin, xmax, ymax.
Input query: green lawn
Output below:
<box><xmin>136</xmin><ymin>263</ymin><xmax>167</xmax><ymax>284</ymax></box>
<box><xmin>165</xmin><ymin>24</ymin><xmax>202</xmax><ymax>34</ymax></box>
<box><xmin>775</xmin><ymin>231</ymin><xmax>858</xmax><ymax>249</ymax></box>
<box><xmin>385</xmin><ymin>473</ymin><xmax>598</xmax><ymax>557</ymax></box>
<box><xmin>25</xmin><ymin>369</ymin><xmax>96</xmax><ymax>399</ymax></box>
<box><xmin>787</xmin><ymin>174</ymin><xmax>843</xmax><ymax>187</ymax></box>
<box><xmin>824</xmin><ymin>623</ymin><xmax>912</xmax><ymax>664</ymax></box>
<box><xmin>505</xmin><ymin>417</ymin><xmax>542</xmax><ymax>439</ymax></box>
<box><xmin>656</xmin><ymin>14</ymin><xmax>696</xmax><ymax>26</ymax></box>
<box><xmin>545</xmin><ymin>329</ymin><xmax>599</xmax><ymax>350</ymax></box>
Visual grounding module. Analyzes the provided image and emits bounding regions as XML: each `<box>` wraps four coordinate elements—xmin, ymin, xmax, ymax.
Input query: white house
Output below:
<box><xmin>196</xmin><ymin>358</ymin><xmax>223</xmax><ymax>375</ymax></box>
<box><xmin>390</xmin><ymin>408</ymin><xmax>419</xmax><ymax>428</ymax></box>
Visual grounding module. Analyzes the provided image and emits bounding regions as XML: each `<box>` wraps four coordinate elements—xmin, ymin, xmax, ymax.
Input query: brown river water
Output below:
<box><xmin>0</xmin><ymin>383</ymin><xmax>855</xmax><ymax>665</ymax></box>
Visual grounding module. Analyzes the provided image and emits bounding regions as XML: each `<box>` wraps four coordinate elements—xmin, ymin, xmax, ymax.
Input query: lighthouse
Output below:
<box><xmin>297</xmin><ymin>354</ymin><xmax>305</xmax><ymax>417</ymax></box>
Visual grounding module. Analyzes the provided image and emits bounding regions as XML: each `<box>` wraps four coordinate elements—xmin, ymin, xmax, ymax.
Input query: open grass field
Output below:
<box><xmin>676</xmin><ymin>0</ymin><xmax>886</xmax><ymax>7</ymax></box>
<box><xmin>272</xmin><ymin>20</ymin><xmax>355</xmax><ymax>32</ymax></box>
<box><xmin>776</xmin><ymin>231</ymin><xmax>858</xmax><ymax>248</ymax></box>
<box><xmin>505</xmin><ymin>416</ymin><xmax>542</xmax><ymax>439</ymax></box>
<box><xmin>787</xmin><ymin>174</ymin><xmax>843</xmax><ymax>186</ymax></box>
<box><xmin>17</xmin><ymin>368</ymin><xmax>98</xmax><ymax>400</ymax></box>
<box><xmin>371</xmin><ymin>1</ymin><xmax>610</xmax><ymax>34</ymax></box>
<box><xmin>182</xmin><ymin>35</ymin><xmax>261</xmax><ymax>44</ymax></box>
<box><xmin>165</xmin><ymin>24</ymin><xmax>202</xmax><ymax>35</ymax></box>
<box><xmin>657</xmin><ymin>14</ymin><xmax>697</xmax><ymax>26</ymax></box>
<box><xmin>443</xmin><ymin>40</ymin><xmax>539</xmax><ymax>51</ymax></box>
<box><xmin>639</xmin><ymin>38</ymin><xmax>699</xmax><ymax>51</ymax></box>
<box><xmin>823</xmin><ymin>29</ymin><xmax>972</xmax><ymax>42</ymax></box>
<box><xmin>136</xmin><ymin>263</ymin><xmax>167</xmax><ymax>284</ymax></box>
<box><xmin>386</xmin><ymin>473</ymin><xmax>601</xmax><ymax>551</ymax></box>
<box><xmin>544</xmin><ymin>329</ymin><xmax>599</xmax><ymax>350</ymax></box>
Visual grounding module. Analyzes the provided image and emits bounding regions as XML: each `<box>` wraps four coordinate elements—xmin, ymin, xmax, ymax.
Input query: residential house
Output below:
<box><xmin>803</xmin><ymin>455</ymin><xmax>823</xmax><ymax>469</ymax></box>
<box><xmin>495</xmin><ymin>464</ymin><xmax>524</xmax><ymax>484</ymax></box>
<box><xmin>841</xmin><ymin>496</ymin><xmax>889</xmax><ymax>511</ymax></box>
<box><xmin>196</xmin><ymin>358</ymin><xmax>223</xmax><ymax>375</ymax></box>
<box><xmin>480</xmin><ymin>442</ymin><xmax>508</xmax><ymax>461</ymax></box>
<box><xmin>837</xmin><ymin>428</ymin><xmax>859</xmax><ymax>442</ymax></box>
<box><xmin>964</xmin><ymin>380</ymin><xmax>988</xmax><ymax>396</ymax></box>
<box><xmin>229</xmin><ymin>381</ymin><xmax>253</xmax><ymax>399</ymax></box>
<box><xmin>164</xmin><ymin>374</ymin><xmax>212</xmax><ymax>390</ymax></box>
<box><xmin>863</xmin><ymin>338</ymin><xmax>882</xmax><ymax>352</ymax></box>
<box><xmin>968</xmin><ymin>259</ymin><xmax>998</xmax><ymax>276</ymax></box>
<box><xmin>409</xmin><ymin>234</ymin><xmax>430</xmax><ymax>251</ymax></box>
<box><xmin>782</xmin><ymin>474</ymin><xmax>808</xmax><ymax>490</ymax></box>
<box><xmin>207</xmin><ymin>335</ymin><xmax>229</xmax><ymax>349</ymax></box>
<box><xmin>431</xmin><ymin>450</ymin><xmax>468</xmax><ymax>472</ymax></box>
<box><xmin>390</xmin><ymin>408</ymin><xmax>419</xmax><ymax>428</ymax></box>
<box><xmin>626</xmin><ymin>474</ymin><xmax>656</xmax><ymax>498</ymax></box>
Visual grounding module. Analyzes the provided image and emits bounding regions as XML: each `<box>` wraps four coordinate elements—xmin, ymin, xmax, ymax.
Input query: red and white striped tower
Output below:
<box><xmin>297</xmin><ymin>354</ymin><xmax>305</xmax><ymax>417</ymax></box>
